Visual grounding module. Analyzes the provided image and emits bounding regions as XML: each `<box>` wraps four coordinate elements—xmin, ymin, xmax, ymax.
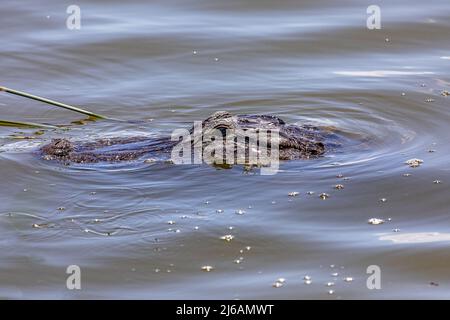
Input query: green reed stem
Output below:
<box><xmin>0</xmin><ymin>86</ymin><xmax>109</xmax><ymax>120</ymax></box>
<box><xmin>0</xmin><ymin>119</ymin><xmax>59</xmax><ymax>129</ymax></box>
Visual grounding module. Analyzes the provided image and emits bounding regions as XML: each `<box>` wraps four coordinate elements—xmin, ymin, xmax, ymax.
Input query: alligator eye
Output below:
<box><xmin>215</xmin><ymin>126</ymin><xmax>228</xmax><ymax>137</ymax></box>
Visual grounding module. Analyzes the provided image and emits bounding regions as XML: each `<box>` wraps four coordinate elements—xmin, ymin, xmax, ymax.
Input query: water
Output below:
<box><xmin>1</xmin><ymin>0</ymin><xmax>450</xmax><ymax>299</ymax></box>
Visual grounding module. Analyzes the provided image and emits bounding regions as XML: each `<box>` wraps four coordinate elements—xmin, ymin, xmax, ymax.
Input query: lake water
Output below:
<box><xmin>1</xmin><ymin>0</ymin><xmax>450</xmax><ymax>299</ymax></box>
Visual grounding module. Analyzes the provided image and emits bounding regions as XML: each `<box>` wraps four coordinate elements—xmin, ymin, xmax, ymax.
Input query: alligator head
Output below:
<box><xmin>190</xmin><ymin>111</ymin><xmax>325</xmax><ymax>164</ymax></box>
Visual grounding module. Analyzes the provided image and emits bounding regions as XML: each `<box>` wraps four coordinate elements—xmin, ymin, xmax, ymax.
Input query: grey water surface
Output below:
<box><xmin>1</xmin><ymin>0</ymin><xmax>450</xmax><ymax>299</ymax></box>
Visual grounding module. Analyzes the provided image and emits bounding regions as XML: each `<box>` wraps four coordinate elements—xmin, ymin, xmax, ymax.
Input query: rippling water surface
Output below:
<box><xmin>1</xmin><ymin>0</ymin><xmax>450</xmax><ymax>299</ymax></box>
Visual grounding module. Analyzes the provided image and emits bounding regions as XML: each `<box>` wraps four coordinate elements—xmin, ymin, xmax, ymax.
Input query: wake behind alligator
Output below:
<box><xmin>39</xmin><ymin>111</ymin><xmax>342</xmax><ymax>165</ymax></box>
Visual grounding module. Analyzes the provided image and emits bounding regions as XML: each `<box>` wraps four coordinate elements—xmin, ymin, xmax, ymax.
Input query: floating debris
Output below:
<box><xmin>288</xmin><ymin>191</ymin><xmax>300</xmax><ymax>197</ymax></box>
<box><xmin>234</xmin><ymin>259</ymin><xmax>242</xmax><ymax>264</ymax></box>
<box><xmin>194</xmin><ymin>226</ymin><xmax>199</xmax><ymax>230</ymax></box>
<box><xmin>272</xmin><ymin>278</ymin><xmax>286</xmax><ymax>288</ymax></box>
<box><xmin>405</xmin><ymin>158</ymin><xmax>423</xmax><ymax>168</ymax></box>
<box><xmin>216</xmin><ymin>209</ymin><xmax>224</xmax><ymax>213</ymax></box>
<box><xmin>401</xmin><ymin>92</ymin><xmax>406</xmax><ymax>96</ymax></box>
<box><xmin>167</xmin><ymin>220</ymin><xmax>175</xmax><ymax>225</ymax></box>
<box><xmin>33</xmin><ymin>223</ymin><xmax>55</xmax><ymax>229</ymax></box>
<box><xmin>429</xmin><ymin>282</ymin><xmax>439</xmax><ymax>287</ymax></box>
<box><xmin>385</xmin><ymin>37</ymin><xmax>390</xmax><ymax>42</ymax></box>
<box><xmin>204</xmin><ymin>201</ymin><xmax>210</xmax><ymax>204</ymax></box>
<box><xmin>344</xmin><ymin>277</ymin><xmax>353</xmax><ymax>282</ymax></box>
<box><xmin>245</xmin><ymin>246</ymin><xmax>251</xmax><ymax>251</ymax></box>
<box><xmin>379</xmin><ymin>198</ymin><xmax>387</xmax><ymax>203</ymax></box>
<box><xmin>331</xmin><ymin>272</ymin><xmax>339</xmax><ymax>277</ymax></box>
<box><xmin>368</xmin><ymin>218</ymin><xmax>385</xmax><ymax>225</ymax></box>
<box><xmin>272</xmin><ymin>281</ymin><xmax>284</xmax><ymax>288</ymax></box>
<box><xmin>304</xmin><ymin>280</ymin><xmax>312</xmax><ymax>285</ymax></box>
<box><xmin>328</xmin><ymin>290</ymin><xmax>335</xmax><ymax>295</ymax></box>
<box><xmin>143</xmin><ymin>158</ymin><xmax>156</xmax><ymax>164</ymax></box>
<box><xmin>303</xmin><ymin>275</ymin><xmax>311</xmax><ymax>280</ymax></box>
<box><xmin>326</xmin><ymin>282</ymin><xmax>335</xmax><ymax>287</ymax></box>
<box><xmin>334</xmin><ymin>184</ymin><xmax>344</xmax><ymax>190</ymax></box>
<box><xmin>403</xmin><ymin>173</ymin><xmax>412</xmax><ymax>177</ymax></box>
<box><xmin>201</xmin><ymin>265</ymin><xmax>214</xmax><ymax>272</ymax></box>
<box><xmin>220</xmin><ymin>234</ymin><xmax>235</xmax><ymax>242</ymax></box>
<box><xmin>235</xmin><ymin>209</ymin><xmax>246</xmax><ymax>215</ymax></box>
<box><xmin>319</xmin><ymin>193</ymin><xmax>330</xmax><ymax>200</ymax></box>
<box><xmin>307</xmin><ymin>191</ymin><xmax>315</xmax><ymax>195</ymax></box>
<box><xmin>393</xmin><ymin>228</ymin><xmax>401</xmax><ymax>232</ymax></box>
<box><xmin>433</xmin><ymin>180</ymin><xmax>442</xmax><ymax>184</ymax></box>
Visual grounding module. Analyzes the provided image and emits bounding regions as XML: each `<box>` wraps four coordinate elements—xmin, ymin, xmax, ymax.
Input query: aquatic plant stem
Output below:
<box><xmin>0</xmin><ymin>86</ymin><xmax>109</xmax><ymax>120</ymax></box>
<box><xmin>0</xmin><ymin>119</ymin><xmax>59</xmax><ymax>129</ymax></box>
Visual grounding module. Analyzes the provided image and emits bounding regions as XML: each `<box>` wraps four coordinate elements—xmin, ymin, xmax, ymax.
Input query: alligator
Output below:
<box><xmin>39</xmin><ymin>111</ymin><xmax>329</xmax><ymax>165</ymax></box>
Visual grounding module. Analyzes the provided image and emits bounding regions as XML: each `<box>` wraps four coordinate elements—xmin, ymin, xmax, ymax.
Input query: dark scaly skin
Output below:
<box><xmin>39</xmin><ymin>111</ymin><xmax>326</xmax><ymax>164</ymax></box>
<box><xmin>40</xmin><ymin>136</ymin><xmax>175</xmax><ymax>163</ymax></box>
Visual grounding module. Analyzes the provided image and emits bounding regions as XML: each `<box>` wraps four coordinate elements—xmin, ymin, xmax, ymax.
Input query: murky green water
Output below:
<box><xmin>1</xmin><ymin>0</ymin><xmax>450</xmax><ymax>299</ymax></box>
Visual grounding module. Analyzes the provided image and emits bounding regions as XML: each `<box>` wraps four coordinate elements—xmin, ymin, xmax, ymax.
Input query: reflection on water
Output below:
<box><xmin>1</xmin><ymin>0</ymin><xmax>450</xmax><ymax>299</ymax></box>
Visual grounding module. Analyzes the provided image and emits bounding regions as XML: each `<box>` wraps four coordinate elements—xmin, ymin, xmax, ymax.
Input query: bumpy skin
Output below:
<box><xmin>40</xmin><ymin>111</ymin><xmax>325</xmax><ymax>164</ymax></box>
<box><xmin>197</xmin><ymin>111</ymin><xmax>325</xmax><ymax>161</ymax></box>
<box><xmin>40</xmin><ymin>136</ymin><xmax>175</xmax><ymax>163</ymax></box>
